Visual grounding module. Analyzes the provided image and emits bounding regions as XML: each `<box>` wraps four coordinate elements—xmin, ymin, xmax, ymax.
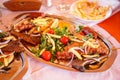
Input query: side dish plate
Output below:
<box><xmin>0</xmin><ymin>53</ymin><xmax>28</xmax><ymax>80</ymax></box>
<box><xmin>70</xmin><ymin>0</ymin><xmax>112</xmax><ymax>25</ymax></box>
<box><xmin>0</xmin><ymin>30</ymin><xmax>28</xmax><ymax>80</ymax></box>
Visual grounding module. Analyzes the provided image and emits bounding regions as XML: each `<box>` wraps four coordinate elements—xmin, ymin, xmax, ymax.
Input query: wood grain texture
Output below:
<box><xmin>0</xmin><ymin>53</ymin><xmax>28</xmax><ymax>80</ymax></box>
<box><xmin>3</xmin><ymin>0</ymin><xmax>42</xmax><ymax>11</ymax></box>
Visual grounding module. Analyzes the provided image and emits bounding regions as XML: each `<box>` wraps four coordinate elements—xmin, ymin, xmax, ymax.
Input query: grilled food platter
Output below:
<box><xmin>11</xmin><ymin>12</ymin><xmax>117</xmax><ymax>72</ymax></box>
<box><xmin>0</xmin><ymin>30</ymin><xmax>28</xmax><ymax>80</ymax></box>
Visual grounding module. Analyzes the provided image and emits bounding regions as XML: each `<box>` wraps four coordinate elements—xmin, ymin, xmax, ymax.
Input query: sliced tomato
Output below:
<box><xmin>60</xmin><ymin>36</ymin><xmax>69</xmax><ymax>45</ymax></box>
<box><xmin>47</xmin><ymin>29</ymin><xmax>54</xmax><ymax>34</ymax></box>
<box><xmin>42</xmin><ymin>51</ymin><xmax>52</xmax><ymax>61</ymax></box>
<box><xmin>79</xmin><ymin>31</ymin><xmax>85</xmax><ymax>36</ymax></box>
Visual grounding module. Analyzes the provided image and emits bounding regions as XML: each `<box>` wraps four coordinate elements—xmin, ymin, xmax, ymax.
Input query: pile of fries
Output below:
<box><xmin>72</xmin><ymin>0</ymin><xmax>110</xmax><ymax>20</ymax></box>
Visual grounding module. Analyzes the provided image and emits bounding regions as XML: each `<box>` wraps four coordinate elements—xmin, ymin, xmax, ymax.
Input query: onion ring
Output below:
<box><xmin>66</xmin><ymin>54</ymin><xmax>74</xmax><ymax>67</ymax></box>
<box><xmin>0</xmin><ymin>39</ymin><xmax>11</xmax><ymax>45</ymax></box>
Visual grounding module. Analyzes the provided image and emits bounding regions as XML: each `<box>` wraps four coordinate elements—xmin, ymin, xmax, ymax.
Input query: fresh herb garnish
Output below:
<box><xmin>54</xmin><ymin>26</ymin><xmax>70</xmax><ymax>36</ymax></box>
<box><xmin>0</xmin><ymin>32</ymin><xmax>7</xmax><ymax>38</ymax></box>
<box><xmin>50</xmin><ymin>51</ymin><xmax>56</xmax><ymax>62</ymax></box>
<box><xmin>0</xmin><ymin>62</ymin><xmax>3</xmax><ymax>67</ymax></box>
<box><xmin>31</xmin><ymin>47</ymin><xmax>40</xmax><ymax>56</ymax></box>
<box><xmin>55</xmin><ymin>39</ymin><xmax>64</xmax><ymax>52</ymax></box>
<box><xmin>76</xmin><ymin>25</ymin><xmax>83</xmax><ymax>32</ymax></box>
<box><xmin>83</xmin><ymin>33</ymin><xmax>93</xmax><ymax>40</ymax></box>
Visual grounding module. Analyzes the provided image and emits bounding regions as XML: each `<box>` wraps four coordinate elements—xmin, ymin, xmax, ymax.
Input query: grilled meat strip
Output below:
<box><xmin>1</xmin><ymin>40</ymin><xmax>24</xmax><ymax>53</ymax></box>
<box><xmin>16</xmin><ymin>22</ymin><xmax>34</xmax><ymax>32</ymax></box>
<box><xmin>82</xmin><ymin>27</ymin><xmax>98</xmax><ymax>39</ymax></box>
<box><xmin>10</xmin><ymin>30</ymin><xmax>40</xmax><ymax>45</ymax></box>
<box><xmin>85</xmin><ymin>40</ymin><xmax>109</xmax><ymax>55</ymax></box>
<box><xmin>56</xmin><ymin>42</ymin><xmax>83</xmax><ymax>60</ymax></box>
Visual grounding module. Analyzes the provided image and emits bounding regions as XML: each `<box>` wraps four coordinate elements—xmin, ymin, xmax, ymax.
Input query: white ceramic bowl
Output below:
<box><xmin>70</xmin><ymin>0</ymin><xmax>112</xmax><ymax>25</ymax></box>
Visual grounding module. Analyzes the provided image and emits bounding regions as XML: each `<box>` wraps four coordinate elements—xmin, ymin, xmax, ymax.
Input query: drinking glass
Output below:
<box><xmin>56</xmin><ymin>0</ymin><xmax>70</xmax><ymax>11</ymax></box>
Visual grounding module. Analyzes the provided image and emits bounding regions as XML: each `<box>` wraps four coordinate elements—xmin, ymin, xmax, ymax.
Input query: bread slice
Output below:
<box><xmin>3</xmin><ymin>0</ymin><xmax>42</xmax><ymax>11</ymax></box>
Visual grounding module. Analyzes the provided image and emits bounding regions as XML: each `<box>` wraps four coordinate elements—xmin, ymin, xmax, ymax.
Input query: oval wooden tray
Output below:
<box><xmin>11</xmin><ymin>12</ymin><xmax>117</xmax><ymax>72</ymax></box>
<box><xmin>0</xmin><ymin>52</ymin><xmax>28</xmax><ymax>80</ymax></box>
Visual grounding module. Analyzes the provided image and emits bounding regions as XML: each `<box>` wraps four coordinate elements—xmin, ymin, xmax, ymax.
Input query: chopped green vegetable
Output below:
<box><xmin>0</xmin><ymin>32</ymin><xmax>7</xmax><ymax>38</ymax></box>
<box><xmin>76</xmin><ymin>25</ymin><xmax>83</xmax><ymax>32</ymax></box>
<box><xmin>0</xmin><ymin>62</ymin><xmax>3</xmax><ymax>67</ymax></box>
<box><xmin>83</xmin><ymin>33</ymin><xmax>93</xmax><ymax>40</ymax></box>
<box><xmin>39</xmin><ymin>34</ymin><xmax>48</xmax><ymax>50</ymax></box>
<box><xmin>50</xmin><ymin>51</ymin><xmax>56</xmax><ymax>62</ymax></box>
<box><xmin>31</xmin><ymin>47</ymin><xmax>40</xmax><ymax>56</ymax></box>
<box><xmin>55</xmin><ymin>39</ymin><xmax>64</xmax><ymax>52</ymax></box>
<box><xmin>47</xmin><ymin>34</ymin><xmax>55</xmax><ymax>51</ymax></box>
<box><xmin>54</xmin><ymin>26</ymin><xmax>70</xmax><ymax>36</ymax></box>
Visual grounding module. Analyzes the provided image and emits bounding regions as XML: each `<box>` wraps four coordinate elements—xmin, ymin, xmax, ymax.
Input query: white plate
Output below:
<box><xmin>70</xmin><ymin>0</ymin><xmax>112</xmax><ymax>26</ymax></box>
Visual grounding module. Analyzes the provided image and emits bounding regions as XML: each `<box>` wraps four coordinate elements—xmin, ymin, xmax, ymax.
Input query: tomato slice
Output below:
<box><xmin>47</xmin><ymin>29</ymin><xmax>54</xmax><ymax>34</ymax></box>
<box><xmin>60</xmin><ymin>36</ymin><xmax>69</xmax><ymax>45</ymax></box>
<box><xmin>42</xmin><ymin>51</ymin><xmax>52</xmax><ymax>61</ymax></box>
<box><xmin>79</xmin><ymin>31</ymin><xmax>85</xmax><ymax>36</ymax></box>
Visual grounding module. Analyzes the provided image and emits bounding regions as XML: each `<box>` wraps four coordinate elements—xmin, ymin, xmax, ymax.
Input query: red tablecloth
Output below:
<box><xmin>98</xmin><ymin>11</ymin><xmax>120</xmax><ymax>43</ymax></box>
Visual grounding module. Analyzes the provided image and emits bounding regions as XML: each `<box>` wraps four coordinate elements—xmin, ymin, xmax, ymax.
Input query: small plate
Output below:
<box><xmin>0</xmin><ymin>30</ymin><xmax>28</xmax><ymax>80</ymax></box>
<box><xmin>0</xmin><ymin>52</ymin><xmax>28</xmax><ymax>80</ymax></box>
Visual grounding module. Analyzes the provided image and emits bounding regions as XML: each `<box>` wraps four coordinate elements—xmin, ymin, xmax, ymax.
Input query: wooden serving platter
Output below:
<box><xmin>0</xmin><ymin>52</ymin><xmax>28</xmax><ymax>80</ymax></box>
<box><xmin>24</xmin><ymin>44</ymin><xmax>117</xmax><ymax>72</ymax></box>
<box><xmin>0</xmin><ymin>30</ymin><xmax>28</xmax><ymax>80</ymax></box>
<box><xmin>11</xmin><ymin>12</ymin><xmax>117</xmax><ymax>72</ymax></box>
<box><xmin>22</xmin><ymin>35</ymin><xmax>117</xmax><ymax>72</ymax></box>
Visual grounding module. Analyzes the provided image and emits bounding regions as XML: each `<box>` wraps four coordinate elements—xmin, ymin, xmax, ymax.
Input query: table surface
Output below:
<box><xmin>0</xmin><ymin>0</ymin><xmax>120</xmax><ymax>80</ymax></box>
